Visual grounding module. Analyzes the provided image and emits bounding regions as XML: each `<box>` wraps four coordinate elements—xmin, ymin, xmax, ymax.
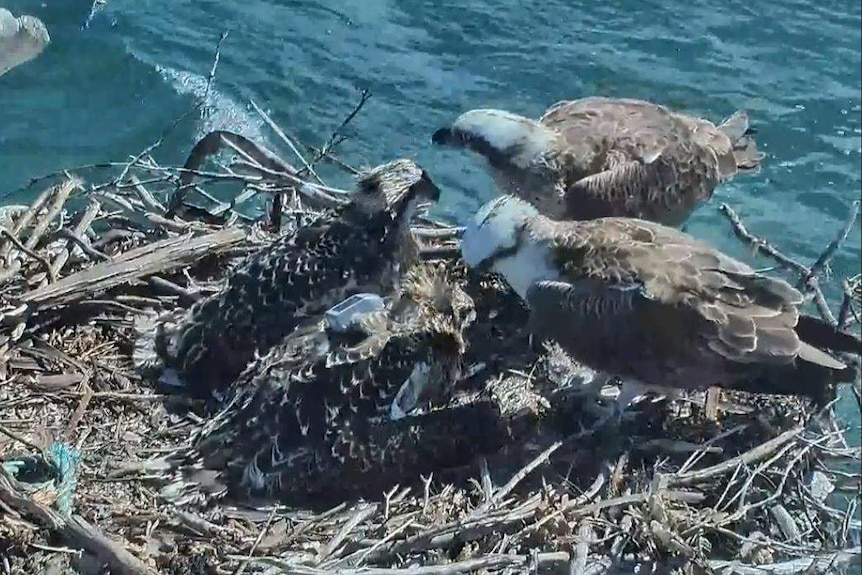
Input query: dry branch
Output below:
<box><xmin>719</xmin><ymin>201</ymin><xmax>861</xmax><ymax>329</ymax></box>
<box><xmin>19</xmin><ymin>228</ymin><xmax>244</xmax><ymax>309</ymax></box>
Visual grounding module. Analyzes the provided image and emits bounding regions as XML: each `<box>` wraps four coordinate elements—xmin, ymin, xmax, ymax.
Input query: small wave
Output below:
<box><xmin>155</xmin><ymin>64</ymin><xmax>268</xmax><ymax>145</ymax></box>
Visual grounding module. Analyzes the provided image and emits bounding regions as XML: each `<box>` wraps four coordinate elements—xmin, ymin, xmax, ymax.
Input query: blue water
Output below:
<box><xmin>1</xmin><ymin>3</ymin><xmax>860</xmax><ymax>394</ymax></box>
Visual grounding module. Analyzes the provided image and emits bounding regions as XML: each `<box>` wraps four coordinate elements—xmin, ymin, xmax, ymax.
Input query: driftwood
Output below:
<box><xmin>19</xmin><ymin>228</ymin><xmax>245</xmax><ymax>309</ymax></box>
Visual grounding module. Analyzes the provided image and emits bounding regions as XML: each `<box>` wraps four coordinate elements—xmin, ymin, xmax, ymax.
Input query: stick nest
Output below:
<box><xmin>0</xmin><ymin>128</ymin><xmax>859</xmax><ymax>575</ymax></box>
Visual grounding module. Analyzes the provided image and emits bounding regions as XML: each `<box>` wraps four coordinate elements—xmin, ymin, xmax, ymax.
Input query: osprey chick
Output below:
<box><xmin>136</xmin><ymin>159</ymin><xmax>441</xmax><ymax>399</ymax></box>
<box><xmin>150</xmin><ymin>266</ymin><xmax>484</xmax><ymax>504</ymax></box>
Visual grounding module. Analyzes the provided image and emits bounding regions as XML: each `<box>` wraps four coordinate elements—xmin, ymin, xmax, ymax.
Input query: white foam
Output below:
<box><xmin>121</xmin><ymin>37</ymin><xmax>269</xmax><ymax>146</ymax></box>
<box><xmin>155</xmin><ymin>64</ymin><xmax>268</xmax><ymax>144</ymax></box>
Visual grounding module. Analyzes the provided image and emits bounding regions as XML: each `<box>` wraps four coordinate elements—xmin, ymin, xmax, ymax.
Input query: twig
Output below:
<box><xmin>707</xmin><ymin>546</ymin><xmax>860</xmax><ymax>574</ymax></box>
<box><xmin>148</xmin><ymin>276</ymin><xmax>200</xmax><ymax>304</ymax></box>
<box><xmin>233</xmin><ymin>506</ymin><xmax>279</xmax><ymax>575</ymax></box>
<box><xmin>20</xmin><ymin>228</ymin><xmax>245</xmax><ymax>309</ymax></box>
<box><xmin>318</xmin><ymin>504</ymin><xmax>378</xmax><ymax>564</ymax></box>
<box><xmin>0</xmin><ymin>466</ymin><xmax>157</xmax><ymax>575</ymax></box>
<box><xmin>471</xmin><ymin>440</ymin><xmax>562</xmax><ymax>516</ymax></box>
<box><xmin>136</xmin><ymin>30</ymin><xmax>229</xmax><ymax>211</ymax></box>
<box><xmin>0</xmin><ymin>423</ymin><xmax>45</xmax><ymax>454</ymax></box>
<box><xmin>0</xmin><ymin>185</ymin><xmax>53</xmax><ymax>262</ymax></box>
<box><xmin>24</xmin><ymin>179</ymin><xmax>76</xmax><ymax>252</ymax></box>
<box><xmin>719</xmin><ymin>203</ymin><xmax>846</xmax><ymax>326</ymax></box>
<box><xmin>239</xmin><ymin>551</ymin><xmax>570</xmax><ymax>575</ymax></box>
<box><xmin>300</xmin><ymin>142</ymin><xmax>360</xmax><ymax>175</ymax></box>
<box><xmin>52</xmin><ymin>228</ymin><xmax>110</xmax><ymax>262</ymax></box>
<box><xmin>808</xmin><ymin>276</ymin><xmax>839</xmax><ymax>326</ymax></box>
<box><xmin>249</xmin><ymin>99</ymin><xmax>325</xmax><ymax>185</ymax></box>
<box><xmin>669</xmin><ymin>427</ymin><xmax>802</xmax><ymax>487</ymax></box>
<box><xmin>63</xmin><ymin>372</ymin><xmax>94</xmax><ymax>441</ymax></box>
<box><xmin>340</xmin><ymin>513</ymin><xmax>418</xmax><ymax>567</ymax></box>
<box><xmin>718</xmin><ymin>203</ymin><xmax>810</xmax><ymax>276</ymax></box>
<box><xmin>805</xmin><ymin>200</ymin><xmax>860</xmax><ymax>285</ymax></box>
<box><xmin>200</xmin><ymin>30</ymin><xmax>229</xmax><ymax>119</ymax></box>
<box><xmin>839</xmin><ymin>278</ymin><xmax>860</xmax><ymax>327</ymax></box>
<box><xmin>49</xmin><ymin>199</ymin><xmax>104</xmax><ymax>278</ymax></box>
<box><xmin>127</xmin><ymin>175</ymin><xmax>167</xmax><ymax>214</ymax></box>
<box><xmin>0</xmin><ymin>227</ymin><xmax>56</xmax><ymax>283</ymax></box>
<box><xmin>312</xmin><ymin>88</ymin><xmax>372</xmax><ymax>164</ymax></box>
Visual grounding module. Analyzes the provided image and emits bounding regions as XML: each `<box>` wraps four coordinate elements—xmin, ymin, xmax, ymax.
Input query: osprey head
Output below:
<box><xmin>460</xmin><ymin>194</ymin><xmax>539</xmax><ymax>274</ymax></box>
<box><xmin>398</xmin><ymin>265</ymin><xmax>477</xmax><ymax>354</ymax></box>
<box><xmin>389</xmin><ymin>269</ymin><xmax>475</xmax><ymax>420</ymax></box>
<box><xmin>353</xmin><ymin>158</ymin><xmax>441</xmax><ymax>221</ymax></box>
<box><xmin>432</xmin><ymin>109</ymin><xmax>555</xmax><ymax>169</ymax></box>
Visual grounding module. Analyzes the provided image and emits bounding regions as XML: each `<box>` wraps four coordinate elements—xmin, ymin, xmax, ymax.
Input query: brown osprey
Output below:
<box><xmin>150</xmin><ymin>267</ymin><xmax>540</xmax><ymax>505</ymax></box>
<box><xmin>459</xmin><ymin>195</ymin><xmax>860</xmax><ymax>419</ymax></box>
<box><xmin>432</xmin><ymin>97</ymin><xmax>762</xmax><ymax>227</ymax></box>
<box><xmin>140</xmin><ymin>159</ymin><xmax>441</xmax><ymax>399</ymax></box>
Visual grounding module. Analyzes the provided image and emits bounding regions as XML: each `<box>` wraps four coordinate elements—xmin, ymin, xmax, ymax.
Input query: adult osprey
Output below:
<box><xmin>459</xmin><ymin>194</ymin><xmax>860</xmax><ymax>419</ymax></box>
<box><xmin>433</xmin><ymin>97</ymin><xmax>762</xmax><ymax>227</ymax></box>
<box><xmin>0</xmin><ymin>9</ymin><xmax>49</xmax><ymax>78</ymax></box>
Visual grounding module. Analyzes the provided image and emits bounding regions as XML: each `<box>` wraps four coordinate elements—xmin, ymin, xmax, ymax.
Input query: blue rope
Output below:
<box><xmin>2</xmin><ymin>441</ymin><xmax>81</xmax><ymax>519</ymax></box>
<box><xmin>47</xmin><ymin>442</ymin><xmax>80</xmax><ymax>518</ymax></box>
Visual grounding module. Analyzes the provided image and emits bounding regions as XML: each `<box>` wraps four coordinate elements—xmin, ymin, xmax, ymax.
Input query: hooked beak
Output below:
<box><xmin>431</xmin><ymin>127</ymin><xmax>453</xmax><ymax>146</ymax></box>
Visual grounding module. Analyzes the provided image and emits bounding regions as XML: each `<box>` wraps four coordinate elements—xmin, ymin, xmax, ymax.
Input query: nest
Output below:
<box><xmin>0</xmin><ymin>123</ymin><xmax>859</xmax><ymax>575</ymax></box>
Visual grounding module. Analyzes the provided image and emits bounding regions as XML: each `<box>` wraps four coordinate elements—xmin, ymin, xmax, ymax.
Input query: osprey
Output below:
<box><xmin>138</xmin><ymin>159</ymin><xmax>441</xmax><ymax>399</ymax></box>
<box><xmin>149</xmin><ymin>266</ymin><xmax>526</xmax><ymax>504</ymax></box>
<box><xmin>432</xmin><ymin>97</ymin><xmax>762</xmax><ymax>227</ymax></box>
<box><xmin>460</xmin><ymin>194</ymin><xmax>860</xmax><ymax>420</ymax></box>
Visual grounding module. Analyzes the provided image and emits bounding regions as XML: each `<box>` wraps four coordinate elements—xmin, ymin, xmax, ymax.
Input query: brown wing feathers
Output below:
<box><xmin>539</xmin><ymin>216</ymin><xmax>854</xmax><ymax>402</ymax></box>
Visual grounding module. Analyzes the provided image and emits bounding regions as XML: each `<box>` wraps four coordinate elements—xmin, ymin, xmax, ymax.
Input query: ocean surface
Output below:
<box><xmin>1</xmin><ymin>1</ymin><xmax>861</xmax><ymax>406</ymax></box>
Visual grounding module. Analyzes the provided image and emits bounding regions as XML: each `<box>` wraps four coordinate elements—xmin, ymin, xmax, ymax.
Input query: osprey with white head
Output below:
<box><xmin>458</xmin><ymin>193</ymin><xmax>861</xmax><ymax>427</ymax></box>
<box><xmin>460</xmin><ymin>195</ymin><xmax>560</xmax><ymax>300</ymax></box>
<box><xmin>433</xmin><ymin>97</ymin><xmax>764</xmax><ymax>226</ymax></box>
<box><xmin>432</xmin><ymin>109</ymin><xmax>558</xmax><ymax>171</ymax></box>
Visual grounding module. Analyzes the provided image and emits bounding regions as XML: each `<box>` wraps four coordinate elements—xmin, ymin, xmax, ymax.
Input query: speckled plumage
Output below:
<box><xmin>155</xmin><ymin>267</ymin><xmax>516</xmax><ymax>503</ymax></box>
<box><xmin>462</xmin><ymin>195</ymin><xmax>860</xmax><ymax>406</ymax></box>
<box><xmin>433</xmin><ymin>97</ymin><xmax>762</xmax><ymax>226</ymax></box>
<box><xmin>149</xmin><ymin>159</ymin><xmax>440</xmax><ymax>399</ymax></box>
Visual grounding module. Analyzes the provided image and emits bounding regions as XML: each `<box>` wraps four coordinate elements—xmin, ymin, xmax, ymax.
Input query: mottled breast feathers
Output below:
<box><xmin>166</xmin><ymin>266</ymin><xmax>478</xmax><ymax>501</ymax></box>
<box><xmin>158</xmin><ymin>159</ymin><xmax>441</xmax><ymax>399</ymax></box>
